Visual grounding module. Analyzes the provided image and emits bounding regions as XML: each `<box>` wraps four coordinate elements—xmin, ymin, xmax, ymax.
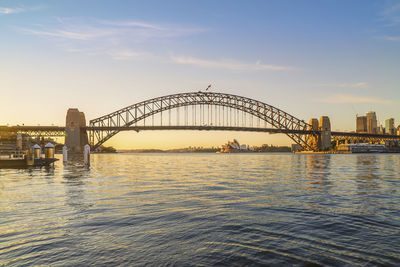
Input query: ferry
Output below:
<box><xmin>0</xmin><ymin>156</ymin><xmax>58</xmax><ymax>168</ymax></box>
<box><xmin>0</xmin><ymin>143</ymin><xmax>58</xmax><ymax>169</ymax></box>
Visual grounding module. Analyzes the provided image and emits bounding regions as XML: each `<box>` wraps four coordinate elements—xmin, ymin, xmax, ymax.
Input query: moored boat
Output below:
<box><xmin>0</xmin><ymin>157</ymin><xmax>58</xmax><ymax>168</ymax></box>
<box><xmin>0</xmin><ymin>142</ymin><xmax>58</xmax><ymax>169</ymax></box>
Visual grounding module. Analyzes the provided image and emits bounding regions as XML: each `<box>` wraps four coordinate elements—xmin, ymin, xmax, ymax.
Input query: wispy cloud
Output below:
<box><xmin>21</xmin><ymin>18</ymin><xmax>205</xmax><ymax>41</ymax></box>
<box><xmin>21</xmin><ymin>28</ymin><xmax>111</xmax><ymax>40</ymax></box>
<box><xmin>313</xmin><ymin>82</ymin><xmax>369</xmax><ymax>89</ymax></box>
<box><xmin>98</xmin><ymin>20</ymin><xmax>165</xmax><ymax>30</ymax></box>
<box><xmin>18</xmin><ymin>18</ymin><xmax>206</xmax><ymax>60</ymax></box>
<box><xmin>373</xmin><ymin>2</ymin><xmax>400</xmax><ymax>41</ymax></box>
<box><xmin>106</xmin><ymin>49</ymin><xmax>149</xmax><ymax>60</ymax></box>
<box><xmin>379</xmin><ymin>35</ymin><xmax>400</xmax><ymax>41</ymax></box>
<box><xmin>170</xmin><ymin>55</ymin><xmax>293</xmax><ymax>71</ymax></box>
<box><xmin>380</xmin><ymin>1</ymin><xmax>400</xmax><ymax>26</ymax></box>
<box><xmin>18</xmin><ymin>17</ymin><xmax>292</xmax><ymax>70</ymax></box>
<box><xmin>0</xmin><ymin>6</ymin><xmax>26</xmax><ymax>14</ymax></box>
<box><xmin>98</xmin><ymin>19</ymin><xmax>206</xmax><ymax>34</ymax></box>
<box><xmin>0</xmin><ymin>5</ymin><xmax>42</xmax><ymax>15</ymax></box>
<box><xmin>318</xmin><ymin>94</ymin><xmax>389</xmax><ymax>104</ymax></box>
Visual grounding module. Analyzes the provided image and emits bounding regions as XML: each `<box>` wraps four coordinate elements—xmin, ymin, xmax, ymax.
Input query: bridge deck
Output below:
<box><xmin>0</xmin><ymin>126</ymin><xmax>66</xmax><ymax>131</ymax></box>
<box><xmin>331</xmin><ymin>131</ymin><xmax>400</xmax><ymax>139</ymax></box>
<box><xmin>83</xmin><ymin>126</ymin><xmax>317</xmax><ymax>134</ymax></box>
<box><xmin>2</xmin><ymin>125</ymin><xmax>400</xmax><ymax>139</ymax></box>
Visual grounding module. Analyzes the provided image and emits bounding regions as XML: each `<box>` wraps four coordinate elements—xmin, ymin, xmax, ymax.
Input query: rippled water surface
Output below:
<box><xmin>1</xmin><ymin>153</ymin><xmax>400</xmax><ymax>266</ymax></box>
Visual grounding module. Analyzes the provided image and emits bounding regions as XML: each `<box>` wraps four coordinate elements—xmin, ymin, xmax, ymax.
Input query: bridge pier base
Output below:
<box><xmin>65</xmin><ymin>108</ymin><xmax>88</xmax><ymax>153</ymax></box>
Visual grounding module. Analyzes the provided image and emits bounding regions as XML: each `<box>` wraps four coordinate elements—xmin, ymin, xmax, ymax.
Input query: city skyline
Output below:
<box><xmin>1</xmin><ymin>0</ymin><xmax>400</xmax><ymax>149</ymax></box>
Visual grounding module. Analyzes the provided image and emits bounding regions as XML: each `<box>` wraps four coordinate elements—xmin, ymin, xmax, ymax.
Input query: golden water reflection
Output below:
<box><xmin>1</xmin><ymin>153</ymin><xmax>399</xmax><ymax>266</ymax></box>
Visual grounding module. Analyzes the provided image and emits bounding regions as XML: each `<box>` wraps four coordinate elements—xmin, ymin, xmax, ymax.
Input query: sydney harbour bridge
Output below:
<box><xmin>2</xmin><ymin>92</ymin><xmax>400</xmax><ymax>152</ymax></box>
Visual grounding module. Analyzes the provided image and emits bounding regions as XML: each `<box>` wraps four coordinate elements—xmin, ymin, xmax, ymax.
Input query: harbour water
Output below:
<box><xmin>1</xmin><ymin>153</ymin><xmax>400</xmax><ymax>266</ymax></box>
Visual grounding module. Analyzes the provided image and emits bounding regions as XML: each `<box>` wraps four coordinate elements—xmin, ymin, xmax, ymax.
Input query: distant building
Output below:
<box><xmin>366</xmin><ymin>111</ymin><xmax>377</xmax><ymax>134</ymax></box>
<box><xmin>356</xmin><ymin>116</ymin><xmax>367</xmax><ymax>133</ymax></box>
<box><xmin>219</xmin><ymin>139</ymin><xmax>253</xmax><ymax>153</ymax></box>
<box><xmin>385</xmin><ymin>118</ymin><xmax>395</xmax><ymax>135</ymax></box>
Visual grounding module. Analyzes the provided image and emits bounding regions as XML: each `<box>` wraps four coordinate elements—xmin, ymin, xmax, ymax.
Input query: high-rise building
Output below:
<box><xmin>356</xmin><ymin>116</ymin><xmax>367</xmax><ymax>133</ymax></box>
<box><xmin>366</xmin><ymin>111</ymin><xmax>377</xmax><ymax>134</ymax></box>
<box><xmin>385</xmin><ymin>118</ymin><xmax>395</xmax><ymax>135</ymax></box>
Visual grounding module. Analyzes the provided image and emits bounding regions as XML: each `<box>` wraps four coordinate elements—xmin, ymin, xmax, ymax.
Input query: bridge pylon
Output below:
<box><xmin>307</xmin><ymin>118</ymin><xmax>320</xmax><ymax>151</ymax></box>
<box><xmin>319</xmin><ymin>116</ymin><xmax>331</xmax><ymax>151</ymax></box>
<box><xmin>65</xmin><ymin>108</ymin><xmax>88</xmax><ymax>153</ymax></box>
<box><xmin>306</xmin><ymin>117</ymin><xmax>332</xmax><ymax>151</ymax></box>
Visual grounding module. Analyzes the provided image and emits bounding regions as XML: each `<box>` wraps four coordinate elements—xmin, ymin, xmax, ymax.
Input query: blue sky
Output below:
<box><xmin>1</xmin><ymin>0</ymin><xmax>399</xmax><ymax>148</ymax></box>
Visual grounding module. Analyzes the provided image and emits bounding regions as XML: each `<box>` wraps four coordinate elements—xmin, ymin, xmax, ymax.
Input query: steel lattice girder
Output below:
<box><xmin>331</xmin><ymin>133</ymin><xmax>400</xmax><ymax>143</ymax></box>
<box><xmin>0</xmin><ymin>126</ymin><xmax>66</xmax><ymax>137</ymax></box>
<box><xmin>89</xmin><ymin>92</ymin><xmax>318</xmax><ymax>151</ymax></box>
<box><xmin>16</xmin><ymin>130</ymin><xmax>65</xmax><ymax>137</ymax></box>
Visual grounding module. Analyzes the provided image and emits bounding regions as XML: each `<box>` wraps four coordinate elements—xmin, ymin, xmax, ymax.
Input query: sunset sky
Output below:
<box><xmin>1</xmin><ymin>0</ymin><xmax>399</xmax><ymax>149</ymax></box>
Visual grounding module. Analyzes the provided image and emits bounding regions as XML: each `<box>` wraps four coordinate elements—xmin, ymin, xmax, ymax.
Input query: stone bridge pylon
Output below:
<box><xmin>65</xmin><ymin>108</ymin><xmax>88</xmax><ymax>153</ymax></box>
<box><xmin>307</xmin><ymin>116</ymin><xmax>331</xmax><ymax>151</ymax></box>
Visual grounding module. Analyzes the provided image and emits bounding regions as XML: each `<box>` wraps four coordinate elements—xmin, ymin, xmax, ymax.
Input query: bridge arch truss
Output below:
<box><xmin>88</xmin><ymin>92</ymin><xmax>317</xmax><ymax>151</ymax></box>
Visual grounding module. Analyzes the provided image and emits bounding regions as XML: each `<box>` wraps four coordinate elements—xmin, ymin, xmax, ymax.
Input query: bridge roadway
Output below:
<box><xmin>0</xmin><ymin>125</ymin><xmax>315</xmax><ymax>135</ymax></box>
<box><xmin>84</xmin><ymin>126</ymin><xmax>317</xmax><ymax>135</ymax></box>
<box><xmin>3</xmin><ymin>125</ymin><xmax>400</xmax><ymax>140</ymax></box>
<box><xmin>0</xmin><ymin>125</ymin><xmax>66</xmax><ymax>137</ymax></box>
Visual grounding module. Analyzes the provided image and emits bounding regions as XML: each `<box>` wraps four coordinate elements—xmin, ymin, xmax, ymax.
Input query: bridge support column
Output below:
<box><xmin>65</xmin><ymin>108</ymin><xmax>88</xmax><ymax>153</ymax></box>
<box><xmin>319</xmin><ymin>116</ymin><xmax>331</xmax><ymax>151</ymax></box>
<box><xmin>307</xmin><ymin>118</ymin><xmax>320</xmax><ymax>151</ymax></box>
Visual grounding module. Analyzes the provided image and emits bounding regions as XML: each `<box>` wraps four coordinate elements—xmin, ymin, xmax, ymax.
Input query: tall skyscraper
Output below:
<box><xmin>385</xmin><ymin>118</ymin><xmax>395</xmax><ymax>135</ymax></box>
<box><xmin>356</xmin><ymin>116</ymin><xmax>367</xmax><ymax>133</ymax></box>
<box><xmin>366</xmin><ymin>111</ymin><xmax>377</xmax><ymax>134</ymax></box>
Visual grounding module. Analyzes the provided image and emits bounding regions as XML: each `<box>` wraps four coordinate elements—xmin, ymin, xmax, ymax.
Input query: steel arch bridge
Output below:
<box><xmin>88</xmin><ymin>92</ymin><xmax>318</xmax><ymax>151</ymax></box>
